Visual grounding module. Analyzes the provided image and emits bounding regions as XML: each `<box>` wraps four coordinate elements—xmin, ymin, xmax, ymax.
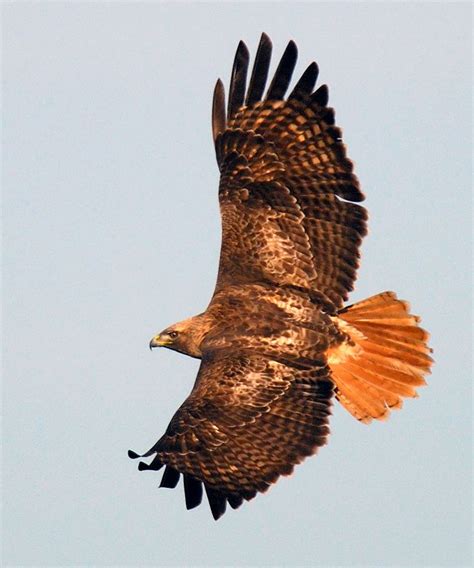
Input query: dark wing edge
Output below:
<box><xmin>212</xmin><ymin>34</ymin><xmax>368</xmax><ymax>308</ymax></box>
<box><xmin>129</xmin><ymin>351</ymin><xmax>333</xmax><ymax>520</ymax></box>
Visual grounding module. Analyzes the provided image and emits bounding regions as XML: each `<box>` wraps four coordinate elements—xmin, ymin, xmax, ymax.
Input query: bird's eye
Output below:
<box><xmin>168</xmin><ymin>331</ymin><xmax>179</xmax><ymax>339</ymax></box>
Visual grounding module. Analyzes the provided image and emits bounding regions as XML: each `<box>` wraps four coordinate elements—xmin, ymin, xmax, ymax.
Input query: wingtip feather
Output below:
<box><xmin>212</xmin><ymin>79</ymin><xmax>226</xmax><ymax>142</ymax></box>
<box><xmin>266</xmin><ymin>39</ymin><xmax>298</xmax><ymax>101</ymax></box>
<box><xmin>227</xmin><ymin>40</ymin><xmax>250</xmax><ymax>120</ymax></box>
<box><xmin>245</xmin><ymin>32</ymin><xmax>273</xmax><ymax>105</ymax></box>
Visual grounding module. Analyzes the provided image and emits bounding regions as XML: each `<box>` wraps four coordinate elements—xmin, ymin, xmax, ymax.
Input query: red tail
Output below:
<box><xmin>327</xmin><ymin>292</ymin><xmax>433</xmax><ymax>423</ymax></box>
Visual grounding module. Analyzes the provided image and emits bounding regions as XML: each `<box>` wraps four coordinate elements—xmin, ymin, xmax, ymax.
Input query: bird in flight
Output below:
<box><xmin>129</xmin><ymin>33</ymin><xmax>432</xmax><ymax>520</ymax></box>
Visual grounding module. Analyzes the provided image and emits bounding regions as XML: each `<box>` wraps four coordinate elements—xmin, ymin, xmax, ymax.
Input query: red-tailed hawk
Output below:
<box><xmin>129</xmin><ymin>34</ymin><xmax>432</xmax><ymax>520</ymax></box>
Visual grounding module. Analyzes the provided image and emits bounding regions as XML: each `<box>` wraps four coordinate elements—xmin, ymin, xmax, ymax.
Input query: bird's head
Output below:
<box><xmin>149</xmin><ymin>324</ymin><xmax>184</xmax><ymax>351</ymax></box>
<box><xmin>149</xmin><ymin>315</ymin><xmax>208</xmax><ymax>358</ymax></box>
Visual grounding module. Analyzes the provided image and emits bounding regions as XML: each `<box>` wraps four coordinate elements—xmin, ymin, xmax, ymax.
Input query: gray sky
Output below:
<box><xmin>2</xmin><ymin>2</ymin><xmax>472</xmax><ymax>567</ymax></box>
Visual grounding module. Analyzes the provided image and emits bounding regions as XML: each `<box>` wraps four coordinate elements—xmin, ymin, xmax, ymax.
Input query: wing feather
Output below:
<box><xmin>183</xmin><ymin>474</ymin><xmax>203</xmax><ymax>510</ymax></box>
<box><xmin>212</xmin><ymin>79</ymin><xmax>226</xmax><ymax>142</ymax></box>
<box><xmin>159</xmin><ymin>466</ymin><xmax>180</xmax><ymax>488</ymax></box>
<box><xmin>311</xmin><ymin>83</ymin><xmax>329</xmax><ymax>106</ymax></box>
<box><xmin>265</xmin><ymin>40</ymin><xmax>298</xmax><ymax>100</ymax></box>
<box><xmin>246</xmin><ymin>33</ymin><xmax>273</xmax><ymax>105</ymax></box>
<box><xmin>227</xmin><ymin>41</ymin><xmax>250</xmax><ymax>120</ymax></box>
<box><xmin>289</xmin><ymin>61</ymin><xmax>319</xmax><ymax>101</ymax></box>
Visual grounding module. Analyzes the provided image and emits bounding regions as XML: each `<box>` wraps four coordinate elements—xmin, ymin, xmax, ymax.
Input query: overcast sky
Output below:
<box><xmin>2</xmin><ymin>2</ymin><xmax>472</xmax><ymax>567</ymax></box>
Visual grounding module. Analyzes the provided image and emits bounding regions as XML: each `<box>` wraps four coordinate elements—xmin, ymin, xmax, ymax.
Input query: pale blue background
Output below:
<box><xmin>2</xmin><ymin>2</ymin><xmax>472</xmax><ymax>567</ymax></box>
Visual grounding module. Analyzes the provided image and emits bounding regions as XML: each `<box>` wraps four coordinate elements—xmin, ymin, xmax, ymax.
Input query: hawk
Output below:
<box><xmin>129</xmin><ymin>34</ymin><xmax>432</xmax><ymax>520</ymax></box>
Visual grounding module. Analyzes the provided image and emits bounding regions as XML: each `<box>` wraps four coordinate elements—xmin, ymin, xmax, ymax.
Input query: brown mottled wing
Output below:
<box><xmin>129</xmin><ymin>351</ymin><xmax>333</xmax><ymax>520</ymax></box>
<box><xmin>212</xmin><ymin>34</ymin><xmax>368</xmax><ymax>309</ymax></box>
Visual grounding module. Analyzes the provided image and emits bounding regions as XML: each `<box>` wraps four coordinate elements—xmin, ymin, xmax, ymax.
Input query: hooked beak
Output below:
<box><xmin>149</xmin><ymin>335</ymin><xmax>168</xmax><ymax>350</ymax></box>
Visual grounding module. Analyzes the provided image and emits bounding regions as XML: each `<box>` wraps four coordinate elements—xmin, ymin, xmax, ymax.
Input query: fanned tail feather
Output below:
<box><xmin>328</xmin><ymin>292</ymin><xmax>433</xmax><ymax>423</ymax></box>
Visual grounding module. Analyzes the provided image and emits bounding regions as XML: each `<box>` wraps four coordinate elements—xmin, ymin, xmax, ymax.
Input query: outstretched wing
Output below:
<box><xmin>129</xmin><ymin>351</ymin><xmax>333</xmax><ymax>520</ymax></box>
<box><xmin>213</xmin><ymin>34</ymin><xmax>367</xmax><ymax>309</ymax></box>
